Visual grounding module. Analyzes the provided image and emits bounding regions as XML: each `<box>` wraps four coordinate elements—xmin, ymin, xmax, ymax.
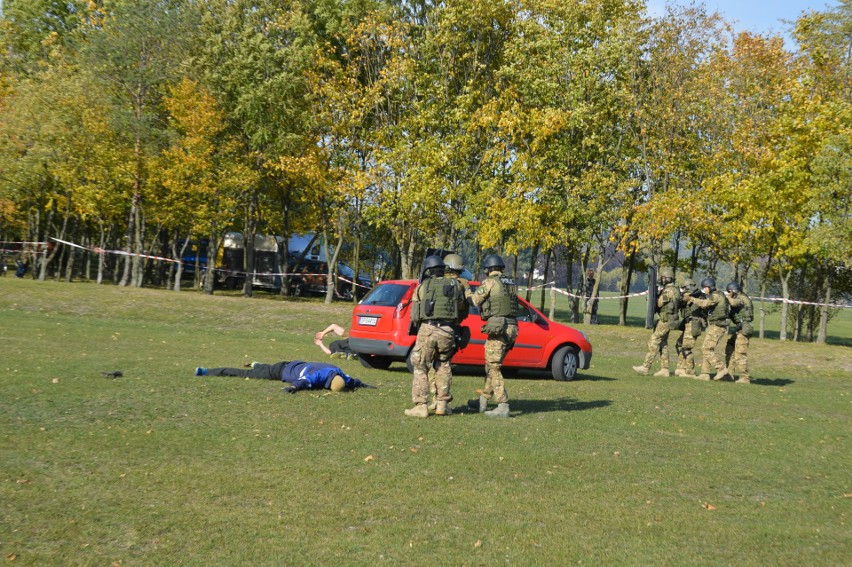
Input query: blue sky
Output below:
<box><xmin>646</xmin><ymin>0</ymin><xmax>839</xmax><ymax>39</ymax></box>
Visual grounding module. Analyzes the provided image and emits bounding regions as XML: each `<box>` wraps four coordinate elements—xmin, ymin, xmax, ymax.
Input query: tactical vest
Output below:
<box><xmin>657</xmin><ymin>284</ymin><xmax>681</xmax><ymax>322</ymax></box>
<box><xmin>417</xmin><ymin>276</ymin><xmax>464</xmax><ymax>323</ymax></box>
<box><xmin>683</xmin><ymin>294</ymin><xmax>706</xmax><ymax>320</ymax></box>
<box><xmin>731</xmin><ymin>294</ymin><xmax>754</xmax><ymax>324</ymax></box>
<box><xmin>481</xmin><ymin>275</ymin><xmax>518</xmax><ymax>319</ymax></box>
<box><xmin>446</xmin><ymin>274</ymin><xmax>470</xmax><ymax>319</ymax></box>
<box><xmin>707</xmin><ymin>291</ymin><xmax>729</xmax><ymax>325</ymax></box>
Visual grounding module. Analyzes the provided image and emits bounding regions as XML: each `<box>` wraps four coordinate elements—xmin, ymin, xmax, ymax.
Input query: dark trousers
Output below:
<box><xmin>207</xmin><ymin>361</ymin><xmax>286</xmax><ymax>380</ymax></box>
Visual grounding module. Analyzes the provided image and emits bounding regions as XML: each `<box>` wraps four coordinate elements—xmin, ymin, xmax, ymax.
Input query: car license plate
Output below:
<box><xmin>358</xmin><ymin>316</ymin><xmax>378</xmax><ymax>326</ymax></box>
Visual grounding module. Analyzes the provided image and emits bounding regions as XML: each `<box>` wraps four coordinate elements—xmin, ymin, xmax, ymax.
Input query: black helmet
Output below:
<box><xmin>443</xmin><ymin>253</ymin><xmax>464</xmax><ymax>272</ymax></box>
<box><xmin>726</xmin><ymin>281</ymin><xmax>741</xmax><ymax>293</ymax></box>
<box><xmin>700</xmin><ymin>277</ymin><xmax>716</xmax><ymax>291</ymax></box>
<box><xmin>482</xmin><ymin>254</ymin><xmax>505</xmax><ymax>271</ymax></box>
<box><xmin>422</xmin><ymin>255</ymin><xmax>445</xmax><ymax>275</ymax></box>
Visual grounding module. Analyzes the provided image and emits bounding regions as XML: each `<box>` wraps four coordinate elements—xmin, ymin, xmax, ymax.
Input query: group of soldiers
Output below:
<box><xmin>633</xmin><ymin>267</ymin><xmax>754</xmax><ymax>383</ymax></box>
<box><xmin>404</xmin><ymin>253</ymin><xmax>519</xmax><ymax>418</ymax></box>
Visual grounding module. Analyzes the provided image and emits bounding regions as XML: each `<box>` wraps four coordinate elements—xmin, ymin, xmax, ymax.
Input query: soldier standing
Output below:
<box><xmin>725</xmin><ymin>281</ymin><xmax>754</xmax><ymax>384</ymax></box>
<box><xmin>633</xmin><ymin>267</ymin><xmax>681</xmax><ymax>377</ymax></box>
<box><xmin>674</xmin><ymin>278</ymin><xmax>707</xmax><ymax>377</ymax></box>
<box><xmin>405</xmin><ymin>255</ymin><xmax>468</xmax><ymax>418</ymax></box>
<box><xmin>426</xmin><ymin>253</ymin><xmax>471</xmax><ymax>411</ymax></box>
<box><xmin>468</xmin><ymin>254</ymin><xmax>518</xmax><ymax>417</ymax></box>
<box><xmin>686</xmin><ymin>277</ymin><xmax>731</xmax><ymax>381</ymax></box>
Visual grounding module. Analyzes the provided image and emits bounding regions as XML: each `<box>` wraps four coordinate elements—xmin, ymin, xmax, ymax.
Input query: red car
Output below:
<box><xmin>349</xmin><ymin>279</ymin><xmax>593</xmax><ymax>381</ymax></box>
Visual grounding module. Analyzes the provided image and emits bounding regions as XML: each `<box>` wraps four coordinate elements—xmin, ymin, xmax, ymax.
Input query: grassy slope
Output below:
<box><xmin>1</xmin><ymin>279</ymin><xmax>849</xmax><ymax>566</ymax></box>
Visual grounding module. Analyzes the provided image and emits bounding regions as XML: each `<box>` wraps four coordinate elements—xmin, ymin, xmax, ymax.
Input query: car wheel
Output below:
<box><xmin>358</xmin><ymin>355</ymin><xmax>392</xmax><ymax>370</ymax></box>
<box><xmin>551</xmin><ymin>345</ymin><xmax>579</xmax><ymax>381</ymax></box>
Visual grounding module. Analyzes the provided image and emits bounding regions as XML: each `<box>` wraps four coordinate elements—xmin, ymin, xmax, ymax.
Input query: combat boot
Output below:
<box><xmin>427</xmin><ymin>400</ymin><xmax>437</xmax><ymax>412</ymax></box>
<box><xmin>632</xmin><ymin>365</ymin><xmax>650</xmax><ymax>376</ymax></box>
<box><xmin>404</xmin><ymin>404</ymin><xmax>429</xmax><ymax>418</ymax></box>
<box><xmin>467</xmin><ymin>395</ymin><xmax>488</xmax><ymax>413</ymax></box>
<box><xmin>435</xmin><ymin>401</ymin><xmax>452</xmax><ymax>416</ymax></box>
<box><xmin>484</xmin><ymin>403</ymin><xmax>510</xmax><ymax>418</ymax></box>
<box><xmin>653</xmin><ymin>368</ymin><xmax>671</xmax><ymax>377</ymax></box>
<box><xmin>713</xmin><ymin>369</ymin><xmax>733</xmax><ymax>381</ymax></box>
<box><xmin>694</xmin><ymin>373</ymin><xmax>711</xmax><ymax>381</ymax></box>
<box><xmin>674</xmin><ymin>368</ymin><xmax>688</xmax><ymax>377</ymax></box>
<box><xmin>735</xmin><ymin>375</ymin><xmax>751</xmax><ymax>384</ymax></box>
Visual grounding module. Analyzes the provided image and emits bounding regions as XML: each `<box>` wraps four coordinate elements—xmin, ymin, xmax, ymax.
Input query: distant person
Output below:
<box><xmin>314</xmin><ymin>323</ymin><xmax>354</xmax><ymax>359</ymax></box>
<box><xmin>14</xmin><ymin>257</ymin><xmax>29</xmax><ymax>278</ymax></box>
<box><xmin>193</xmin><ymin>360</ymin><xmax>372</xmax><ymax>392</ymax></box>
<box><xmin>685</xmin><ymin>277</ymin><xmax>731</xmax><ymax>381</ymax></box>
<box><xmin>468</xmin><ymin>254</ymin><xmax>519</xmax><ymax>417</ymax></box>
<box><xmin>724</xmin><ymin>281</ymin><xmax>754</xmax><ymax>384</ymax></box>
<box><xmin>405</xmin><ymin>255</ymin><xmax>468</xmax><ymax>418</ymax></box>
<box><xmin>632</xmin><ymin>267</ymin><xmax>681</xmax><ymax>377</ymax></box>
<box><xmin>674</xmin><ymin>278</ymin><xmax>706</xmax><ymax>377</ymax></box>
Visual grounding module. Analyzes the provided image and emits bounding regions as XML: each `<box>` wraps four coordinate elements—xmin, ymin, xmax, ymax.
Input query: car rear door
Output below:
<box><xmin>350</xmin><ymin>282</ymin><xmax>416</xmax><ymax>337</ymax></box>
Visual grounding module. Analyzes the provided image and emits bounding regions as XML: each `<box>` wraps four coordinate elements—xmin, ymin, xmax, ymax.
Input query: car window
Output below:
<box><xmin>360</xmin><ymin>283</ymin><xmax>410</xmax><ymax>306</ymax></box>
<box><xmin>516</xmin><ymin>303</ymin><xmax>534</xmax><ymax>322</ymax></box>
<box><xmin>338</xmin><ymin>263</ymin><xmax>354</xmax><ymax>277</ymax></box>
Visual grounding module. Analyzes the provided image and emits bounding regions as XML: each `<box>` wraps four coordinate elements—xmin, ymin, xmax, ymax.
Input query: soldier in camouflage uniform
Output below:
<box><xmin>405</xmin><ymin>255</ymin><xmax>468</xmax><ymax>418</ymax></box>
<box><xmin>633</xmin><ymin>267</ymin><xmax>681</xmax><ymax>377</ymax></box>
<box><xmin>686</xmin><ymin>277</ymin><xmax>731</xmax><ymax>381</ymax></box>
<box><xmin>468</xmin><ymin>254</ymin><xmax>518</xmax><ymax>417</ymax></box>
<box><xmin>426</xmin><ymin>253</ymin><xmax>471</xmax><ymax>412</ymax></box>
<box><xmin>674</xmin><ymin>278</ymin><xmax>707</xmax><ymax>377</ymax></box>
<box><xmin>724</xmin><ymin>281</ymin><xmax>754</xmax><ymax>384</ymax></box>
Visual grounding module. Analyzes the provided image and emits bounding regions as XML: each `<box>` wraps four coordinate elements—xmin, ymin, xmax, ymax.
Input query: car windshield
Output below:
<box><xmin>360</xmin><ymin>283</ymin><xmax>410</xmax><ymax>306</ymax></box>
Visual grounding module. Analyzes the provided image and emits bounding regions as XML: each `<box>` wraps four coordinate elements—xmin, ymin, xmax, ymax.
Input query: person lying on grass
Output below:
<box><xmin>194</xmin><ymin>360</ymin><xmax>374</xmax><ymax>392</ymax></box>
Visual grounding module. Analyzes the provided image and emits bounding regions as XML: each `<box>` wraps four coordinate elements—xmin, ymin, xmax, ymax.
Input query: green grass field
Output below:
<box><xmin>1</xmin><ymin>279</ymin><xmax>850</xmax><ymax>566</ymax></box>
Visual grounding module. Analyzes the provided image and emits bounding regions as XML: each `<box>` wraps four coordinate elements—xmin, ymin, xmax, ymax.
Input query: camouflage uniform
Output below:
<box><xmin>407</xmin><ymin>265</ymin><xmax>467</xmax><ymax>417</ymax></box>
<box><xmin>411</xmin><ymin>320</ymin><xmax>457</xmax><ymax>405</ymax></box>
<box><xmin>675</xmin><ymin>286</ymin><xmax>707</xmax><ymax>376</ymax></box>
<box><xmin>471</xmin><ymin>270</ymin><xmax>518</xmax><ymax>406</ymax></box>
<box><xmin>725</xmin><ymin>291</ymin><xmax>754</xmax><ymax>383</ymax></box>
<box><xmin>428</xmin><ymin>271</ymin><xmax>471</xmax><ymax>407</ymax></box>
<box><xmin>634</xmin><ymin>281</ymin><xmax>680</xmax><ymax>375</ymax></box>
<box><xmin>689</xmin><ymin>290</ymin><xmax>730</xmax><ymax>379</ymax></box>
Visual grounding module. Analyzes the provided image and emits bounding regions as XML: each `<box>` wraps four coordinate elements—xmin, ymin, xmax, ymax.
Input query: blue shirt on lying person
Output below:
<box><xmin>197</xmin><ymin>360</ymin><xmax>370</xmax><ymax>393</ymax></box>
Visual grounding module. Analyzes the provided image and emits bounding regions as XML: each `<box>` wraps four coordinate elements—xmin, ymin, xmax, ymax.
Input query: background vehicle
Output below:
<box><xmin>215</xmin><ymin>232</ymin><xmax>282</xmax><ymax>290</ymax></box>
<box><xmin>288</xmin><ymin>259</ymin><xmax>372</xmax><ymax>300</ymax></box>
<box><xmin>348</xmin><ymin>280</ymin><xmax>593</xmax><ymax>380</ymax></box>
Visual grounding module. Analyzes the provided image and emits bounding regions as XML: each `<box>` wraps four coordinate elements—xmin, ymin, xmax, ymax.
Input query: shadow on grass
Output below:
<box><xmin>511</xmin><ymin>397</ymin><xmax>612</xmax><ymax>414</ymax></box>
<box><xmin>452</xmin><ymin>397</ymin><xmax>612</xmax><ymax>415</ymax></box>
<box><xmin>751</xmin><ymin>378</ymin><xmax>795</xmax><ymax>387</ymax></box>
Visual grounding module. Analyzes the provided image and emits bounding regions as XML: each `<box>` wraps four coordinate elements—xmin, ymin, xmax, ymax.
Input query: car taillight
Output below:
<box><xmin>394</xmin><ymin>302</ymin><xmax>405</xmax><ymax>318</ymax></box>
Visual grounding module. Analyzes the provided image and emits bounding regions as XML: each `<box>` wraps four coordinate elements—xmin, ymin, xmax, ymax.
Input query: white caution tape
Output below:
<box><xmin>552</xmin><ymin>287</ymin><xmax>649</xmax><ymax>300</ymax></box>
<box><xmin>754</xmin><ymin>296</ymin><xmax>851</xmax><ymax>309</ymax></box>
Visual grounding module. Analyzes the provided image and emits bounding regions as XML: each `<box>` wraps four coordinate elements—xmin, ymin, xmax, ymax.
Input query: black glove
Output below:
<box><xmin>285</xmin><ymin>386</ymin><xmax>298</xmax><ymax>394</ymax></box>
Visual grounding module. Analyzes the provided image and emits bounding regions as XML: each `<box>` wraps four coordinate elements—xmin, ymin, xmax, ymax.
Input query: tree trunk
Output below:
<box><xmin>540</xmin><ymin>249</ymin><xmax>551</xmax><ymax>313</ymax></box>
<box><xmin>203</xmin><ymin>223</ymin><xmax>220</xmax><ymax>296</ymax></box>
<box><xmin>816</xmin><ymin>270</ymin><xmax>831</xmax><ymax>344</ymax></box>
<box><xmin>525</xmin><ymin>242</ymin><xmax>540</xmax><ymax>302</ymax></box>
<box><xmin>779</xmin><ymin>267</ymin><xmax>791</xmax><ymax>341</ymax></box>
<box><xmin>325</xmin><ymin>230</ymin><xmax>344</xmax><ymax>304</ymax></box>
<box><xmin>794</xmin><ymin>266</ymin><xmax>807</xmax><ymax>341</ymax></box>
<box><xmin>242</xmin><ymin>189</ymin><xmax>258</xmax><ymax>298</ymax></box>
<box><xmin>618</xmin><ymin>248</ymin><xmax>635</xmax><ymax>327</ymax></box>
<box><xmin>119</xmin><ymin>198</ymin><xmax>136</xmax><ymax>287</ymax></box>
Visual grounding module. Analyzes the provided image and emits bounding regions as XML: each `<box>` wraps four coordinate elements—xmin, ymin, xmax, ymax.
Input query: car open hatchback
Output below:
<box><xmin>348</xmin><ymin>279</ymin><xmax>592</xmax><ymax>381</ymax></box>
